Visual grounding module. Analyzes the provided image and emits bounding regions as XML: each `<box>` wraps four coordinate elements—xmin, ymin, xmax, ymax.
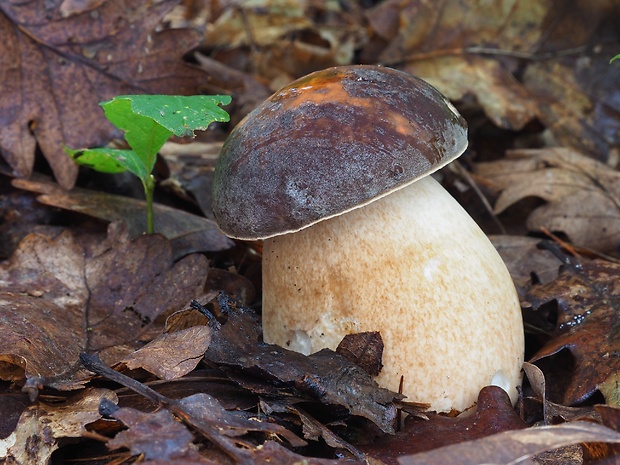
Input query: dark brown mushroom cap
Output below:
<box><xmin>212</xmin><ymin>65</ymin><xmax>468</xmax><ymax>240</ymax></box>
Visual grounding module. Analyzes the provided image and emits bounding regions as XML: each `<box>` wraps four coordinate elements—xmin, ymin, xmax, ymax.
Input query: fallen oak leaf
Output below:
<box><xmin>0</xmin><ymin>388</ymin><xmax>117</xmax><ymax>463</ymax></box>
<box><xmin>0</xmin><ymin>222</ymin><xmax>208</xmax><ymax>390</ymax></box>
<box><xmin>11</xmin><ymin>177</ymin><xmax>234</xmax><ymax>256</ymax></box>
<box><xmin>0</xmin><ymin>0</ymin><xmax>210</xmax><ymax>189</ymax></box>
<box><xmin>81</xmin><ymin>354</ymin><xmax>313</xmax><ymax>464</ymax></box>
<box><xmin>120</xmin><ymin>326</ymin><xmax>212</xmax><ymax>381</ymax></box>
<box><xmin>528</xmin><ymin>259</ymin><xmax>620</xmax><ymax>405</ymax></box>
<box><xmin>476</xmin><ymin>148</ymin><xmax>620</xmax><ymax>254</ymax></box>
<box><xmin>397</xmin><ymin>421</ymin><xmax>620</xmax><ymax>465</ymax></box>
<box><xmin>360</xmin><ymin>386</ymin><xmax>526</xmax><ymax>465</ymax></box>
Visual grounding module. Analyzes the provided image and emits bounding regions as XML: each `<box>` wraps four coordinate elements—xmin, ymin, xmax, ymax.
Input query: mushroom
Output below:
<box><xmin>212</xmin><ymin>65</ymin><xmax>524</xmax><ymax>412</ymax></box>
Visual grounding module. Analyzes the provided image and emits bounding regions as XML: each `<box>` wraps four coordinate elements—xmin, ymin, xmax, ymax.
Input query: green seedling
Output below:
<box><xmin>66</xmin><ymin>94</ymin><xmax>231</xmax><ymax>234</ymax></box>
<box><xmin>611</xmin><ymin>53</ymin><xmax>620</xmax><ymax>63</ymax></box>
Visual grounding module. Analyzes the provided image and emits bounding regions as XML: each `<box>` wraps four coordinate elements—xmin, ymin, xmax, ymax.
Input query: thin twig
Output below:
<box><xmin>80</xmin><ymin>353</ymin><xmax>250</xmax><ymax>463</ymax></box>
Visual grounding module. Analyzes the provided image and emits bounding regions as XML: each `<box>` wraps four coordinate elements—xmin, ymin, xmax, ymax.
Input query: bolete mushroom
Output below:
<box><xmin>212</xmin><ymin>65</ymin><xmax>524</xmax><ymax>412</ymax></box>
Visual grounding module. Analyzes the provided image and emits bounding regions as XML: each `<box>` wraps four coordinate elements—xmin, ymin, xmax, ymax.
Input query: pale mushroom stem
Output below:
<box><xmin>262</xmin><ymin>175</ymin><xmax>524</xmax><ymax>413</ymax></box>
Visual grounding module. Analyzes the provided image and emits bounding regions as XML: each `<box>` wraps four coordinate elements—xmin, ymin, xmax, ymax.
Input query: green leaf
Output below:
<box><xmin>101</xmin><ymin>98</ymin><xmax>172</xmax><ymax>174</ymax></box>
<box><xmin>611</xmin><ymin>53</ymin><xmax>620</xmax><ymax>63</ymax></box>
<box><xmin>102</xmin><ymin>95</ymin><xmax>232</xmax><ymax>138</ymax></box>
<box><xmin>65</xmin><ymin>147</ymin><xmax>148</xmax><ymax>180</ymax></box>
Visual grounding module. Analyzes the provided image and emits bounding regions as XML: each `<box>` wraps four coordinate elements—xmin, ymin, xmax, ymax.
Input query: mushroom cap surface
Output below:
<box><xmin>212</xmin><ymin>65</ymin><xmax>468</xmax><ymax>240</ymax></box>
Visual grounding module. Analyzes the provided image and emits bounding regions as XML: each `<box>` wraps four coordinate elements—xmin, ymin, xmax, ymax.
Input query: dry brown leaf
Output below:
<box><xmin>522</xmin><ymin>362</ymin><xmax>600</xmax><ymax>426</ymax></box>
<box><xmin>0</xmin><ymin>388</ymin><xmax>117</xmax><ymax>463</ymax></box>
<box><xmin>158</xmin><ymin>141</ymin><xmax>224</xmax><ymax>220</ymax></box>
<box><xmin>524</xmin><ymin>51</ymin><xmax>620</xmax><ymax>159</ymax></box>
<box><xmin>202</xmin><ymin>0</ymin><xmax>366</xmax><ymax>87</ymax></box>
<box><xmin>407</xmin><ymin>55</ymin><xmax>536</xmax><ymax>130</ymax></box>
<box><xmin>0</xmin><ymin>222</ymin><xmax>208</xmax><ymax>389</ymax></box>
<box><xmin>398</xmin><ymin>421</ymin><xmax>620</xmax><ymax>465</ymax></box>
<box><xmin>361</xmin><ymin>386</ymin><xmax>526</xmax><ymax>465</ymax></box>
<box><xmin>476</xmin><ymin>148</ymin><xmax>620</xmax><ymax>253</ymax></box>
<box><xmin>11</xmin><ymin>177</ymin><xmax>234</xmax><ymax>256</ymax></box>
<box><xmin>369</xmin><ymin>0</ymin><xmax>545</xmax><ymax>129</ymax></box>
<box><xmin>0</xmin><ymin>0</ymin><xmax>209</xmax><ymax>189</ymax></box>
<box><xmin>205</xmin><ymin>0</ymin><xmax>313</xmax><ymax>49</ymax></box>
<box><xmin>121</xmin><ymin>326</ymin><xmax>211</xmax><ymax>380</ymax></box>
<box><xmin>527</xmin><ymin>259</ymin><xmax>620</xmax><ymax>405</ymax></box>
<box><xmin>365</xmin><ymin>0</ymin><xmax>620</xmax><ymax>154</ymax></box>
<box><xmin>490</xmin><ymin>235</ymin><xmax>562</xmax><ymax>296</ymax></box>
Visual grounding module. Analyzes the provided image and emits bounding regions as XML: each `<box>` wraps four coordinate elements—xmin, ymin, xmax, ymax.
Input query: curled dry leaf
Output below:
<box><xmin>361</xmin><ymin>386</ymin><xmax>526</xmax><ymax>465</ymax></box>
<box><xmin>120</xmin><ymin>326</ymin><xmax>212</xmax><ymax>381</ymax></box>
<box><xmin>0</xmin><ymin>388</ymin><xmax>117</xmax><ymax>463</ymax></box>
<box><xmin>0</xmin><ymin>0</ymin><xmax>209</xmax><ymax>188</ymax></box>
<box><xmin>476</xmin><ymin>148</ymin><xmax>620</xmax><ymax>254</ymax></box>
<box><xmin>108</xmin><ymin>406</ymin><xmax>199</xmax><ymax>462</ymax></box>
<box><xmin>397</xmin><ymin>421</ymin><xmax>620</xmax><ymax>465</ymax></box>
<box><xmin>528</xmin><ymin>259</ymin><xmax>620</xmax><ymax>405</ymax></box>
<box><xmin>522</xmin><ymin>362</ymin><xmax>600</xmax><ymax>426</ymax></box>
<box><xmin>0</xmin><ymin>222</ymin><xmax>208</xmax><ymax>389</ymax></box>
<box><xmin>336</xmin><ymin>331</ymin><xmax>384</xmax><ymax>377</ymax></box>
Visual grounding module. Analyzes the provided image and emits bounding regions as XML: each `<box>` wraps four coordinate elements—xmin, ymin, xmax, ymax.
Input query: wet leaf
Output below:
<box><xmin>528</xmin><ymin>260</ymin><xmax>620</xmax><ymax>405</ymax></box>
<box><xmin>0</xmin><ymin>222</ymin><xmax>208</xmax><ymax>389</ymax></box>
<box><xmin>336</xmin><ymin>332</ymin><xmax>384</xmax><ymax>377</ymax></box>
<box><xmin>0</xmin><ymin>0</ymin><xmax>209</xmax><ymax>188</ymax></box>
<box><xmin>108</xmin><ymin>406</ymin><xmax>199</xmax><ymax>461</ymax></box>
<box><xmin>103</xmin><ymin>95</ymin><xmax>232</xmax><ymax>138</ymax></box>
<box><xmin>490</xmin><ymin>235</ymin><xmax>562</xmax><ymax>297</ymax></box>
<box><xmin>200</xmin><ymin>294</ymin><xmax>401</xmax><ymax>433</ymax></box>
<box><xmin>176</xmin><ymin>393</ymin><xmax>307</xmax><ymax>446</ymax></box>
<box><xmin>362</xmin><ymin>386</ymin><xmax>526</xmax><ymax>465</ymax></box>
<box><xmin>398</xmin><ymin>421</ymin><xmax>620</xmax><ymax>465</ymax></box>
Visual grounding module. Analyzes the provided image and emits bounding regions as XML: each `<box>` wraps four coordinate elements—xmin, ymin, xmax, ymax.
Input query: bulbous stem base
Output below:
<box><xmin>262</xmin><ymin>176</ymin><xmax>524</xmax><ymax>412</ymax></box>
